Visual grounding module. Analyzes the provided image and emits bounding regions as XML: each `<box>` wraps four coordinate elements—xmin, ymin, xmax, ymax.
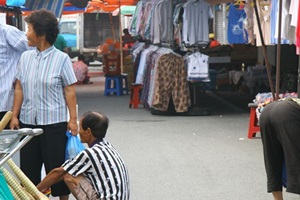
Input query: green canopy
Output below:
<box><xmin>112</xmin><ymin>5</ymin><xmax>136</xmax><ymax>16</ymax></box>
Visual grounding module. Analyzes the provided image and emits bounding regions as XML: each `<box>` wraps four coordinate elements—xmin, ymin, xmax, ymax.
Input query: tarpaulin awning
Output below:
<box><xmin>62</xmin><ymin>2</ymin><xmax>85</xmax><ymax>14</ymax></box>
<box><xmin>22</xmin><ymin>0</ymin><xmax>138</xmax><ymax>16</ymax></box>
<box><xmin>23</xmin><ymin>0</ymin><xmax>66</xmax><ymax>17</ymax></box>
<box><xmin>86</xmin><ymin>0</ymin><xmax>138</xmax><ymax>13</ymax></box>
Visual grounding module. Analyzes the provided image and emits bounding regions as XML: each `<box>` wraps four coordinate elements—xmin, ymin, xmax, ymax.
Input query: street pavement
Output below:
<box><xmin>51</xmin><ymin>75</ymin><xmax>299</xmax><ymax>200</ymax></box>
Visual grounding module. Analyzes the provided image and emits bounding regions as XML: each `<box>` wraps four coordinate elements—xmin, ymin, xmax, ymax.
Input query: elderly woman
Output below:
<box><xmin>10</xmin><ymin>9</ymin><xmax>78</xmax><ymax>200</ymax></box>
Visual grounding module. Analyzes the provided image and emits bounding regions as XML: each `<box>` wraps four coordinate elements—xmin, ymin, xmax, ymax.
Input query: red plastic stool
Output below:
<box><xmin>248</xmin><ymin>103</ymin><xmax>260</xmax><ymax>139</ymax></box>
<box><xmin>129</xmin><ymin>84</ymin><xmax>143</xmax><ymax>108</ymax></box>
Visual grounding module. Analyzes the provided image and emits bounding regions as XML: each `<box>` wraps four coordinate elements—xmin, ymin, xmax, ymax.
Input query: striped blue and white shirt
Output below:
<box><xmin>0</xmin><ymin>24</ymin><xmax>31</xmax><ymax>112</ymax></box>
<box><xmin>62</xmin><ymin>139</ymin><xmax>130</xmax><ymax>200</ymax></box>
<box><xmin>16</xmin><ymin>46</ymin><xmax>77</xmax><ymax>125</ymax></box>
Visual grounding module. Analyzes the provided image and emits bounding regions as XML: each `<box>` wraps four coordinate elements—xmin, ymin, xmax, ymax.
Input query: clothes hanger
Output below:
<box><xmin>233</xmin><ymin>0</ymin><xmax>246</xmax><ymax>10</ymax></box>
<box><xmin>258</xmin><ymin>0</ymin><xmax>271</xmax><ymax>7</ymax></box>
<box><xmin>234</xmin><ymin>0</ymin><xmax>245</xmax><ymax>6</ymax></box>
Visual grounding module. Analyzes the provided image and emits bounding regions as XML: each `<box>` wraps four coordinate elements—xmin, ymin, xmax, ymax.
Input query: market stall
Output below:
<box><xmin>126</xmin><ymin>0</ymin><xmax>299</xmax><ymax>116</ymax></box>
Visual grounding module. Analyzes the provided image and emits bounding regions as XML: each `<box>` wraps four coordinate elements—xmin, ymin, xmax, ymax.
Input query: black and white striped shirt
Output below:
<box><xmin>62</xmin><ymin>139</ymin><xmax>130</xmax><ymax>200</ymax></box>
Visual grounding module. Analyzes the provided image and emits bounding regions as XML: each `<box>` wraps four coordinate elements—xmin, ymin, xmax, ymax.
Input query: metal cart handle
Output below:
<box><xmin>0</xmin><ymin>128</ymin><xmax>44</xmax><ymax>167</ymax></box>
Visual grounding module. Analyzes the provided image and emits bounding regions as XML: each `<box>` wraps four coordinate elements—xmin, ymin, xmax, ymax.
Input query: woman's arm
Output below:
<box><xmin>10</xmin><ymin>80</ymin><xmax>23</xmax><ymax>129</ymax></box>
<box><xmin>64</xmin><ymin>84</ymin><xmax>78</xmax><ymax>135</ymax></box>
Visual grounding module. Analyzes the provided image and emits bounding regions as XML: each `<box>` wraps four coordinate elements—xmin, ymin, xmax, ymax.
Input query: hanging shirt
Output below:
<box><xmin>135</xmin><ymin>45</ymin><xmax>159</xmax><ymax>84</ymax></box>
<box><xmin>270</xmin><ymin>0</ymin><xmax>290</xmax><ymax>44</ymax></box>
<box><xmin>274</xmin><ymin>0</ymin><xmax>294</xmax><ymax>43</ymax></box>
<box><xmin>289</xmin><ymin>0</ymin><xmax>298</xmax><ymax>27</ymax></box>
<box><xmin>253</xmin><ymin>0</ymin><xmax>271</xmax><ymax>46</ymax></box>
<box><xmin>173</xmin><ymin>3</ymin><xmax>185</xmax><ymax>45</ymax></box>
<box><xmin>130</xmin><ymin>1</ymin><xmax>142</xmax><ymax>37</ymax></box>
<box><xmin>244</xmin><ymin>1</ymin><xmax>255</xmax><ymax>45</ymax></box>
<box><xmin>182</xmin><ymin>0</ymin><xmax>214</xmax><ymax>46</ymax></box>
<box><xmin>227</xmin><ymin>3</ymin><xmax>248</xmax><ymax>44</ymax></box>
<box><xmin>143</xmin><ymin>2</ymin><xmax>155</xmax><ymax>40</ymax></box>
<box><xmin>186</xmin><ymin>52</ymin><xmax>209</xmax><ymax>81</ymax></box>
<box><xmin>152</xmin><ymin>0</ymin><xmax>173</xmax><ymax>44</ymax></box>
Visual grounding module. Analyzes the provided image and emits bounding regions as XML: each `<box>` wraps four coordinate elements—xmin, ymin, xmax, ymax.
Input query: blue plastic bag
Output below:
<box><xmin>282</xmin><ymin>160</ymin><xmax>287</xmax><ymax>187</ymax></box>
<box><xmin>65</xmin><ymin>131</ymin><xmax>85</xmax><ymax>160</ymax></box>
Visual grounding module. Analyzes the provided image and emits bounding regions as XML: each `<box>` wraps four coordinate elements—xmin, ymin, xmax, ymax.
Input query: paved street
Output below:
<box><xmin>67</xmin><ymin>75</ymin><xmax>298</xmax><ymax>200</ymax></box>
<box><xmin>9</xmin><ymin>73</ymin><xmax>297</xmax><ymax>200</ymax></box>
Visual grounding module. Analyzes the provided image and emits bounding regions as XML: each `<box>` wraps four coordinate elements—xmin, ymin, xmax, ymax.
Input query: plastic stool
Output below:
<box><xmin>104</xmin><ymin>75</ymin><xmax>122</xmax><ymax>96</ymax></box>
<box><xmin>248</xmin><ymin>103</ymin><xmax>260</xmax><ymax>139</ymax></box>
<box><xmin>121</xmin><ymin>74</ymin><xmax>129</xmax><ymax>95</ymax></box>
<box><xmin>129</xmin><ymin>84</ymin><xmax>143</xmax><ymax>108</ymax></box>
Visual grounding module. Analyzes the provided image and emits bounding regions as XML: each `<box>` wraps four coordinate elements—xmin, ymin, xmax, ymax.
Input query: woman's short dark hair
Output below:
<box><xmin>25</xmin><ymin>9</ymin><xmax>58</xmax><ymax>45</ymax></box>
<box><xmin>81</xmin><ymin>111</ymin><xmax>109</xmax><ymax>139</ymax></box>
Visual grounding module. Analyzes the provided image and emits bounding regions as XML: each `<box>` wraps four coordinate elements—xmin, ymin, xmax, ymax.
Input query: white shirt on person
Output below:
<box><xmin>16</xmin><ymin>46</ymin><xmax>77</xmax><ymax>125</ymax></box>
<box><xmin>0</xmin><ymin>24</ymin><xmax>31</xmax><ymax>112</ymax></box>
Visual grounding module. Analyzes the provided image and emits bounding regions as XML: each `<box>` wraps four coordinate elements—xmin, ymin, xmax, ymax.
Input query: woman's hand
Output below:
<box><xmin>68</xmin><ymin>120</ymin><xmax>78</xmax><ymax>136</ymax></box>
<box><xmin>10</xmin><ymin>117</ymin><xmax>20</xmax><ymax>130</ymax></box>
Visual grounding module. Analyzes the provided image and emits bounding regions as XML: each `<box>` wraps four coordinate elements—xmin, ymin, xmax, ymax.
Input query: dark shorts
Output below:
<box><xmin>74</xmin><ymin>178</ymin><xmax>101</xmax><ymax>200</ymax></box>
<box><xmin>260</xmin><ymin>100</ymin><xmax>300</xmax><ymax>194</ymax></box>
<box><xmin>20</xmin><ymin>121</ymin><xmax>69</xmax><ymax>197</ymax></box>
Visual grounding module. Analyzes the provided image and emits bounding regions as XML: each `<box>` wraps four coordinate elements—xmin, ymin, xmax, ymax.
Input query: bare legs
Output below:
<box><xmin>272</xmin><ymin>191</ymin><xmax>283</xmax><ymax>200</ymax></box>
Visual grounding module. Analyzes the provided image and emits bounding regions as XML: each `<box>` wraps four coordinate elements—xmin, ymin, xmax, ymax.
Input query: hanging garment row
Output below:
<box><xmin>130</xmin><ymin>0</ymin><xmax>300</xmax><ymax>49</ymax></box>
<box><xmin>130</xmin><ymin>0</ymin><xmax>213</xmax><ymax>47</ymax></box>
<box><xmin>132</xmin><ymin>43</ymin><xmax>192</xmax><ymax>112</ymax></box>
<box><xmin>131</xmin><ymin>42</ymin><xmax>213</xmax><ymax>113</ymax></box>
<box><xmin>227</xmin><ymin>0</ymin><xmax>299</xmax><ymax>46</ymax></box>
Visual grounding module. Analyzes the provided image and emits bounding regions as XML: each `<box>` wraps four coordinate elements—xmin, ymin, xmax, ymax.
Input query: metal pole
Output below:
<box><xmin>119</xmin><ymin>2</ymin><xmax>124</xmax><ymax>73</ymax></box>
<box><xmin>253</xmin><ymin>0</ymin><xmax>275</xmax><ymax>100</ymax></box>
<box><xmin>275</xmin><ymin>0</ymin><xmax>283</xmax><ymax>100</ymax></box>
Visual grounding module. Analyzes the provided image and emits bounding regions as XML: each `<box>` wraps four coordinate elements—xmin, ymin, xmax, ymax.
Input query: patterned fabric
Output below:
<box><xmin>74</xmin><ymin>177</ymin><xmax>101</xmax><ymax>200</ymax></box>
<box><xmin>16</xmin><ymin>46</ymin><xmax>77</xmax><ymax>125</ymax></box>
<box><xmin>280</xmin><ymin>97</ymin><xmax>300</xmax><ymax>107</ymax></box>
<box><xmin>144</xmin><ymin>2</ymin><xmax>155</xmax><ymax>40</ymax></box>
<box><xmin>129</xmin><ymin>1</ymin><xmax>142</xmax><ymax>36</ymax></box>
<box><xmin>62</xmin><ymin>139</ymin><xmax>130</xmax><ymax>200</ymax></box>
<box><xmin>152</xmin><ymin>53</ymin><xmax>191</xmax><ymax>112</ymax></box>
<box><xmin>24</xmin><ymin>0</ymin><xmax>65</xmax><ymax>18</ymax></box>
<box><xmin>72</xmin><ymin>60</ymin><xmax>88</xmax><ymax>82</ymax></box>
<box><xmin>0</xmin><ymin>24</ymin><xmax>31</xmax><ymax>112</ymax></box>
<box><xmin>141</xmin><ymin>51</ymin><xmax>158</xmax><ymax>108</ymax></box>
<box><xmin>147</xmin><ymin>48</ymin><xmax>174</xmax><ymax>106</ymax></box>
